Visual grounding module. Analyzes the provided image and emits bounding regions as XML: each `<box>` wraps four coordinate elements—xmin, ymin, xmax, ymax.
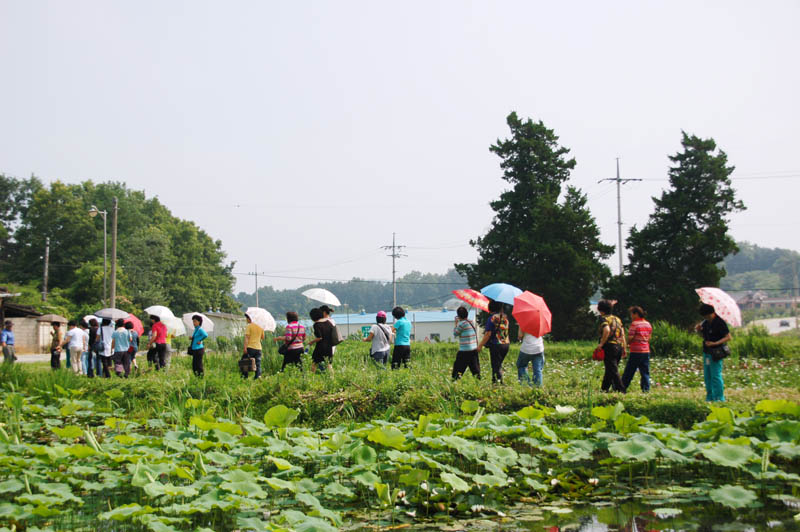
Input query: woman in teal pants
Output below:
<box><xmin>696</xmin><ymin>303</ymin><xmax>731</xmax><ymax>402</ymax></box>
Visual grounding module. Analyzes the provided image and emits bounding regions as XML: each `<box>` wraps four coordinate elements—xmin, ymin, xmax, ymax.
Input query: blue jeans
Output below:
<box><xmin>517</xmin><ymin>351</ymin><xmax>544</xmax><ymax>386</ymax></box>
<box><xmin>621</xmin><ymin>352</ymin><xmax>650</xmax><ymax>392</ymax></box>
<box><xmin>371</xmin><ymin>349</ymin><xmax>388</xmax><ymax>369</ymax></box>
<box><xmin>703</xmin><ymin>353</ymin><xmax>725</xmax><ymax>402</ymax></box>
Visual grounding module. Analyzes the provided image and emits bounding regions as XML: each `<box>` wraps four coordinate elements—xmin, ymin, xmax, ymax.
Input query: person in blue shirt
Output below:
<box><xmin>189</xmin><ymin>315</ymin><xmax>209</xmax><ymax>377</ymax></box>
<box><xmin>110</xmin><ymin>319</ymin><xmax>132</xmax><ymax>378</ymax></box>
<box><xmin>1</xmin><ymin>321</ymin><xmax>15</xmax><ymax>364</ymax></box>
<box><xmin>391</xmin><ymin>307</ymin><xmax>412</xmax><ymax>370</ymax></box>
<box><xmin>124</xmin><ymin>322</ymin><xmax>140</xmax><ymax>373</ymax></box>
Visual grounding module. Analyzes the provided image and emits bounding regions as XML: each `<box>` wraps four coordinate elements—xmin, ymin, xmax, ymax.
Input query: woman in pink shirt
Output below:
<box><xmin>622</xmin><ymin>306</ymin><xmax>652</xmax><ymax>392</ymax></box>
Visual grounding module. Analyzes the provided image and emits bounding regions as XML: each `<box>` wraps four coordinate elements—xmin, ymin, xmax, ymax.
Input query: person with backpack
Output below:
<box><xmin>452</xmin><ymin>306</ymin><xmax>480</xmax><ymax>380</ymax></box>
<box><xmin>596</xmin><ymin>299</ymin><xmax>626</xmax><ymax>392</ymax></box>
<box><xmin>308</xmin><ymin>307</ymin><xmax>334</xmax><ymax>375</ymax></box>
<box><xmin>477</xmin><ymin>300</ymin><xmax>510</xmax><ymax>383</ymax></box>
<box><xmin>273</xmin><ymin>311</ymin><xmax>305</xmax><ymax>371</ymax></box>
<box><xmin>363</xmin><ymin>311</ymin><xmax>394</xmax><ymax>368</ymax></box>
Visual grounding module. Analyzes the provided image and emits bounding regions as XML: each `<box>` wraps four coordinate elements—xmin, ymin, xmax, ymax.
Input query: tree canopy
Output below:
<box><xmin>0</xmin><ymin>176</ymin><xmax>237</xmax><ymax>318</ymax></box>
<box><xmin>456</xmin><ymin>112</ymin><xmax>613</xmax><ymax>340</ymax></box>
<box><xmin>606</xmin><ymin>132</ymin><xmax>745</xmax><ymax>327</ymax></box>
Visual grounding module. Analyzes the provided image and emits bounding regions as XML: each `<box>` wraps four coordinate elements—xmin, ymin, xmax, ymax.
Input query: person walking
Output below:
<box><xmin>696</xmin><ymin>303</ymin><xmax>731</xmax><ymax>402</ymax></box>
<box><xmin>78</xmin><ymin>320</ymin><xmax>90</xmax><ymax>375</ymax></box>
<box><xmin>621</xmin><ymin>306</ymin><xmax>652</xmax><ymax>393</ymax></box>
<box><xmin>61</xmin><ymin>320</ymin><xmax>85</xmax><ymax>374</ymax></box>
<box><xmin>362</xmin><ymin>311</ymin><xmax>393</xmax><ymax>368</ymax></box>
<box><xmin>146</xmin><ymin>316</ymin><xmax>168</xmax><ymax>370</ymax></box>
<box><xmin>242</xmin><ymin>313</ymin><xmax>265</xmax><ymax>378</ymax></box>
<box><xmin>517</xmin><ymin>330</ymin><xmax>545</xmax><ymax>386</ymax></box>
<box><xmin>111</xmin><ymin>318</ymin><xmax>132</xmax><ymax>377</ymax></box>
<box><xmin>452</xmin><ymin>306</ymin><xmax>480</xmax><ymax>380</ymax></box>
<box><xmin>125</xmin><ymin>321</ymin><xmax>139</xmax><ymax>373</ymax></box>
<box><xmin>188</xmin><ymin>314</ymin><xmax>208</xmax><ymax>377</ymax></box>
<box><xmin>308</xmin><ymin>307</ymin><xmax>334</xmax><ymax>374</ymax></box>
<box><xmin>49</xmin><ymin>321</ymin><xmax>64</xmax><ymax>370</ymax></box>
<box><xmin>1</xmin><ymin>320</ymin><xmax>16</xmax><ymax>364</ymax></box>
<box><xmin>87</xmin><ymin>319</ymin><xmax>100</xmax><ymax>377</ymax></box>
<box><xmin>99</xmin><ymin>318</ymin><xmax>115</xmax><ymax>378</ymax></box>
<box><xmin>274</xmin><ymin>311</ymin><xmax>305</xmax><ymax>371</ymax></box>
<box><xmin>390</xmin><ymin>307</ymin><xmax>412</xmax><ymax>370</ymax></box>
<box><xmin>596</xmin><ymin>299</ymin><xmax>626</xmax><ymax>393</ymax></box>
<box><xmin>477</xmin><ymin>300</ymin><xmax>510</xmax><ymax>383</ymax></box>
<box><xmin>319</xmin><ymin>305</ymin><xmax>341</xmax><ymax>355</ymax></box>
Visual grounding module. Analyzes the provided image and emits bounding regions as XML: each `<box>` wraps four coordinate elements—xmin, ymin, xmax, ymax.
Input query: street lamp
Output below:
<box><xmin>88</xmin><ymin>205</ymin><xmax>108</xmax><ymax>305</ymax></box>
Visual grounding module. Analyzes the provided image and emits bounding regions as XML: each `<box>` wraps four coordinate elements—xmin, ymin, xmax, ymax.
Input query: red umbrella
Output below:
<box><xmin>451</xmin><ymin>289</ymin><xmax>490</xmax><ymax>313</ymax></box>
<box><xmin>512</xmin><ymin>291</ymin><xmax>552</xmax><ymax>337</ymax></box>
<box><xmin>123</xmin><ymin>314</ymin><xmax>144</xmax><ymax>336</ymax></box>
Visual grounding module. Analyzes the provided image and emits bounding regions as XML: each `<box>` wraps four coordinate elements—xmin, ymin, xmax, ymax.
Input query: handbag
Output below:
<box><xmin>707</xmin><ymin>343</ymin><xmax>731</xmax><ymax>362</ymax></box>
<box><xmin>239</xmin><ymin>355</ymin><xmax>257</xmax><ymax>372</ymax></box>
<box><xmin>329</xmin><ymin>322</ymin><xmax>344</xmax><ymax>346</ymax></box>
<box><xmin>187</xmin><ymin>329</ymin><xmax>197</xmax><ymax>355</ymax></box>
<box><xmin>278</xmin><ymin>326</ymin><xmax>301</xmax><ymax>356</ymax></box>
<box><xmin>592</xmin><ymin>346</ymin><xmax>605</xmax><ymax>361</ymax></box>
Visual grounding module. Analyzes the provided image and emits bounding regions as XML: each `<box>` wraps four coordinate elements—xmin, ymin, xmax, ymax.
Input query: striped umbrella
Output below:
<box><xmin>451</xmin><ymin>289</ymin><xmax>490</xmax><ymax>313</ymax></box>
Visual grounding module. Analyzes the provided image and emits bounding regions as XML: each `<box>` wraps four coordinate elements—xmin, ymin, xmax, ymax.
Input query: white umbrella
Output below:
<box><xmin>245</xmin><ymin>307</ymin><xmax>276</xmax><ymax>332</ymax></box>
<box><xmin>182</xmin><ymin>312</ymin><xmax>215</xmax><ymax>334</ymax></box>
<box><xmin>95</xmin><ymin>308</ymin><xmax>129</xmax><ymax>320</ymax></box>
<box><xmin>302</xmin><ymin>288</ymin><xmax>341</xmax><ymax>307</ymax></box>
<box><xmin>82</xmin><ymin>315</ymin><xmax>100</xmax><ymax>325</ymax></box>
<box><xmin>164</xmin><ymin>316</ymin><xmax>186</xmax><ymax>337</ymax></box>
<box><xmin>144</xmin><ymin>305</ymin><xmax>175</xmax><ymax>320</ymax></box>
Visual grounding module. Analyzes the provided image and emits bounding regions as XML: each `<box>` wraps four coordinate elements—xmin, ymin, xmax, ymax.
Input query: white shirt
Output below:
<box><xmin>65</xmin><ymin>328</ymin><xmax>86</xmax><ymax>351</ymax></box>
<box><xmin>370</xmin><ymin>324</ymin><xmax>393</xmax><ymax>353</ymax></box>
<box><xmin>100</xmin><ymin>325</ymin><xmax>114</xmax><ymax>357</ymax></box>
<box><xmin>520</xmin><ymin>333</ymin><xmax>544</xmax><ymax>355</ymax></box>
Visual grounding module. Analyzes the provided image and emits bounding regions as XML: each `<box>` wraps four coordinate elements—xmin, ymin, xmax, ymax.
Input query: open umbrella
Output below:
<box><xmin>37</xmin><ymin>314</ymin><xmax>67</xmax><ymax>323</ymax></box>
<box><xmin>451</xmin><ymin>289</ymin><xmax>490</xmax><ymax>313</ymax></box>
<box><xmin>512</xmin><ymin>291</ymin><xmax>552</xmax><ymax>337</ymax></box>
<box><xmin>124</xmin><ymin>314</ymin><xmax>144</xmax><ymax>336</ymax></box>
<box><xmin>302</xmin><ymin>288</ymin><xmax>341</xmax><ymax>307</ymax></box>
<box><xmin>82</xmin><ymin>315</ymin><xmax>100</xmax><ymax>326</ymax></box>
<box><xmin>164</xmin><ymin>316</ymin><xmax>186</xmax><ymax>337</ymax></box>
<box><xmin>182</xmin><ymin>312</ymin><xmax>215</xmax><ymax>334</ymax></box>
<box><xmin>95</xmin><ymin>308</ymin><xmax>129</xmax><ymax>320</ymax></box>
<box><xmin>481</xmin><ymin>283</ymin><xmax>523</xmax><ymax>306</ymax></box>
<box><xmin>144</xmin><ymin>305</ymin><xmax>175</xmax><ymax>320</ymax></box>
<box><xmin>696</xmin><ymin>287</ymin><xmax>742</xmax><ymax>327</ymax></box>
<box><xmin>245</xmin><ymin>307</ymin><xmax>276</xmax><ymax>332</ymax></box>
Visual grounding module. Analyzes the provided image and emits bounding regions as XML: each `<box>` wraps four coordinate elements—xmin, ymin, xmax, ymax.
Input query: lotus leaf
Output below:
<box><xmin>485</xmin><ymin>446</ymin><xmax>518</xmax><ymax>466</ymax></box>
<box><xmin>707</xmin><ymin>405</ymin><xmax>736</xmax><ymax>425</ymax></box>
<box><xmin>653</xmin><ymin>507</ymin><xmax>682</xmax><ymax>518</ymax></box>
<box><xmin>709</xmin><ymin>484</ymin><xmax>757</xmax><ymax>508</ymax></box>
<box><xmin>440</xmin><ymin>472</ymin><xmax>471</xmax><ymax>492</ymax></box>
<box><xmin>204</xmin><ymin>451</ymin><xmax>236</xmax><ymax>466</ymax></box>
<box><xmin>367</xmin><ymin>426</ymin><xmax>406</xmax><ymax>450</ymax></box>
<box><xmin>351</xmin><ymin>444</ymin><xmax>377</xmax><ymax>465</ymax></box>
<box><xmin>524</xmin><ymin>477</ymin><xmax>549</xmax><ymax>491</ymax></box>
<box><xmin>461</xmin><ymin>400</ymin><xmax>480</xmax><ymax>414</ymax></box>
<box><xmin>473</xmin><ymin>473</ymin><xmax>507</xmax><ymax>487</ymax></box>
<box><xmin>608</xmin><ymin>439</ymin><xmax>657</xmax><ymax>461</ymax></box>
<box><xmin>516</xmin><ymin>406</ymin><xmax>546</xmax><ymax>420</ymax></box>
<box><xmin>667</xmin><ymin>437</ymin><xmax>697</xmax><ymax>454</ymax></box>
<box><xmin>265</xmin><ymin>476</ymin><xmax>297</xmax><ymax>492</ymax></box>
<box><xmin>659</xmin><ymin>448</ymin><xmax>693</xmax><ymax>463</ymax></box>
<box><xmin>0</xmin><ymin>479</ymin><xmax>24</xmax><ymax>494</ymax></box>
<box><xmin>701</xmin><ymin>443</ymin><xmax>755</xmax><ymax>468</ymax></box>
<box><xmin>351</xmin><ymin>470</ymin><xmax>380</xmax><ymax>487</ymax></box>
<box><xmin>592</xmin><ymin>402</ymin><xmax>624</xmax><ymax>421</ymax></box>
<box><xmin>263</xmin><ymin>405</ymin><xmax>299</xmax><ymax>428</ymax></box>
<box><xmin>65</xmin><ymin>444</ymin><xmax>96</xmax><ymax>459</ymax></box>
<box><xmin>267</xmin><ymin>455</ymin><xmax>293</xmax><ymax>470</ymax></box>
<box><xmin>756</xmin><ymin>399</ymin><xmax>800</xmax><ymax>417</ymax></box>
<box><xmin>323</xmin><ymin>481</ymin><xmax>355</xmax><ymax>498</ymax></box>
<box><xmin>50</xmin><ymin>425</ymin><xmax>83</xmax><ymax>439</ymax></box>
<box><xmin>399</xmin><ymin>468</ymin><xmax>430</xmax><ymax>486</ymax></box>
<box><xmin>765</xmin><ymin>420</ymin><xmax>800</xmax><ymax>443</ymax></box>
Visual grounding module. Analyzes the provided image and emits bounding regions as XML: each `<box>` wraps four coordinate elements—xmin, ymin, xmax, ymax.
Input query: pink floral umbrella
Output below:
<box><xmin>695</xmin><ymin>287</ymin><xmax>741</xmax><ymax>327</ymax></box>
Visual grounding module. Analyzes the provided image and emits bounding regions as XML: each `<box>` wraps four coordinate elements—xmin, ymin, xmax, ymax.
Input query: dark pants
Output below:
<box><xmin>622</xmin><ymin>352</ymin><xmax>650</xmax><ymax>392</ymax></box>
<box><xmin>489</xmin><ymin>343</ymin><xmax>509</xmax><ymax>383</ymax></box>
<box><xmin>190</xmin><ymin>348</ymin><xmax>205</xmax><ymax>376</ymax></box>
<box><xmin>86</xmin><ymin>349</ymin><xmax>97</xmax><ymax>377</ymax></box>
<box><xmin>100</xmin><ymin>356</ymin><xmax>113</xmax><ymax>378</ymax></box>
<box><xmin>50</xmin><ymin>349</ymin><xmax>60</xmax><ymax>369</ymax></box>
<box><xmin>242</xmin><ymin>348</ymin><xmax>262</xmax><ymax>378</ymax></box>
<box><xmin>281</xmin><ymin>348</ymin><xmax>302</xmax><ymax>371</ymax></box>
<box><xmin>452</xmin><ymin>349</ymin><xmax>480</xmax><ymax>380</ymax></box>
<box><xmin>154</xmin><ymin>343</ymin><xmax>167</xmax><ymax>370</ymax></box>
<box><xmin>371</xmin><ymin>349</ymin><xmax>389</xmax><ymax>368</ymax></box>
<box><xmin>391</xmin><ymin>345</ymin><xmax>411</xmax><ymax>369</ymax></box>
<box><xmin>601</xmin><ymin>343</ymin><xmax>625</xmax><ymax>392</ymax></box>
<box><xmin>113</xmin><ymin>351</ymin><xmax>131</xmax><ymax>377</ymax></box>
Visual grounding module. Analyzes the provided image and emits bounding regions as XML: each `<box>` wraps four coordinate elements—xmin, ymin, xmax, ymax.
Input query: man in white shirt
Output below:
<box><xmin>61</xmin><ymin>320</ymin><xmax>86</xmax><ymax>374</ymax></box>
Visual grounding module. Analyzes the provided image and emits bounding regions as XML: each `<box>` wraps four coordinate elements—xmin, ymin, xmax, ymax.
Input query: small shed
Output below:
<box><xmin>0</xmin><ymin>301</ymin><xmax>52</xmax><ymax>354</ymax></box>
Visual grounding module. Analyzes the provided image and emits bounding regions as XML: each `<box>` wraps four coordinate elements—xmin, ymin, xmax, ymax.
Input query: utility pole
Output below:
<box><xmin>42</xmin><ymin>237</ymin><xmax>50</xmax><ymax>301</ymax></box>
<box><xmin>246</xmin><ymin>265</ymin><xmax>260</xmax><ymax>307</ymax></box>
<box><xmin>793</xmin><ymin>258</ymin><xmax>799</xmax><ymax>329</ymax></box>
<box><xmin>110</xmin><ymin>197</ymin><xmax>118</xmax><ymax>308</ymax></box>
<box><xmin>599</xmin><ymin>158</ymin><xmax>642</xmax><ymax>274</ymax></box>
<box><xmin>381</xmin><ymin>232</ymin><xmax>406</xmax><ymax>308</ymax></box>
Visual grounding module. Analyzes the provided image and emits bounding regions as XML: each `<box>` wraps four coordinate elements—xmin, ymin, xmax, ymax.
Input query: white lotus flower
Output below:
<box><xmin>588</xmin><ymin>478</ymin><xmax>599</xmax><ymax>486</ymax></box>
<box><xmin>550</xmin><ymin>478</ymin><xmax>560</xmax><ymax>487</ymax></box>
<box><xmin>555</xmin><ymin>405</ymin><xmax>577</xmax><ymax>415</ymax></box>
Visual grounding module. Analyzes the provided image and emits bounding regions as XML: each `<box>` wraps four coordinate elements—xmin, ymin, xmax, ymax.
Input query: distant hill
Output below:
<box><xmin>235</xmin><ymin>269</ymin><xmax>467</xmax><ymax>315</ymax></box>
<box><xmin>720</xmin><ymin>242</ymin><xmax>799</xmax><ymax>295</ymax></box>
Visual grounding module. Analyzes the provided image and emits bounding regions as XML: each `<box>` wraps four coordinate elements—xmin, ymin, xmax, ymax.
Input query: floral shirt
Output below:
<box><xmin>485</xmin><ymin>313</ymin><xmax>509</xmax><ymax>345</ymax></box>
<box><xmin>599</xmin><ymin>315</ymin><xmax>623</xmax><ymax>346</ymax></box>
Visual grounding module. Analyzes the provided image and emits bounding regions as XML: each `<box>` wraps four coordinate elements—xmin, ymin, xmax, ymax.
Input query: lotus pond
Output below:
<box><xmin>1</xmin><ymin>377</ymin><xmax>799</xmax><ymax>531</ymax></box>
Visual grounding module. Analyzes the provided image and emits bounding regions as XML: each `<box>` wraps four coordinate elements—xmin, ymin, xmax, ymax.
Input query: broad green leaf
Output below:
<box><xmin>460</xmin><ymin>400</ymin><xmax>480</xmax><ymax>414</ymax></box>
<box><xmin>265</xmin><ymin>476</ymin><xmax>297</xmax><ymax>492</ymax></box>
<box><xmin>0</xmin><ymin>479</ymin><xmax>25</xmax><ymax>494</ymax></box>
<box><xmin>374</xmin><ymin>482</ymin><xmax>391</xmax><ymax>505</ymax></box>
<box><xmin>765</xmin><ymin>420</ymin><xmax>800</xmax><ymax>443</ymax></box>
<box><xmin>709</xmin><ymin>484</ymin><xmax>757</xmax><ymax>508</ymax></box>
<box><xmin>351</xmin><ymin>470</ymin><xmax>380</xmax><ymax>487</ymax></box>
<box><xmin>707</xmin><ymin>405</ymin><xmax>735</xmax><ymax>425</ymax></box>
<box><xmin>51</xmin><ymin>425</ymin><xmax>83</xmax><ymax>439</ymax></box>
<box><xmin>64</xmin><ymin>444</ymin><xmax>96</xmax><ymax>459</ymax></box>
<box><xmin>263</xmin><ymin>405</ymin><xmax>299</xmax><ymax>428</ymax></box>
<box><xmin>756</xmin><ymin>399</ymin><xmax>800</xmax><ymax>417</ymax></box>
<box><xmin>516</xmin><ymin>406</ymin><xmax>546</xmax><ymax>420</ymax></box>
<box><xmin>667</xmin><ymin>437</ymin><xmax>697</xmax><ymax>454</ymax></box>
<box><xmin>350</xmin><ymin>445</ymin><xmax>377</xmax><ymax>465</ymax></box>
<box><xmin>473</xmin><ymin>473</ymin><xmax>506</xmax><ymax>487</ymax></box>
<box><xmin>592</xmin><ymin>402</ymin><xmax>625</xmax><ymax>421</ymax></box>
<box><xmin>398</xmin><ymin>468</ymin><xmax>429</xmax><ymax>486</ymax></box>
<box><xmin>608</xmin><ymin>439</ymin><xmax>657</xmax><ymax>462</ymax></box>
<box><xmin>267</xmin><ymin>456</ymin><xmax>293</xmax><ymax>471</ymax></box>
<box><xmin>440</xmin><ymin>472</ymin><xmax>470</xmax><ymax>492</ymax></box>
<box><xmin>701</xmin><ymin>443</ymin><xmax>755</xmax><ymax>468</ymax></box>
<box><xmin>323</xmin><ymin>481</ymin><xmax>354</xmax><ymax>498</ymax></box>
<box><xmin>367</xmin><ymin>426</ymin><xmax>406</xmax><ymax>450</ymax></box>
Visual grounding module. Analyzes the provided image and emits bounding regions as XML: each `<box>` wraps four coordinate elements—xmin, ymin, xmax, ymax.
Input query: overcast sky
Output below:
<box><xmin>2</xmin><ymin>1</ymin><xmax>798</xmax><ymax>293</ymax></box>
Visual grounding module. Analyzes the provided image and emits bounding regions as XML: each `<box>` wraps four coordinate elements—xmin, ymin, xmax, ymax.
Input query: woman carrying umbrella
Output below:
<box><xmin>477</xmin><ymin>300</ymin><xmax>510</xmax><ymax>383</ymax></box>
<box><xmin>596</xmin><ymin>299</ymin><xmax>626</xmax><ymax>393</ymax></box>
<box><xmin>308</xmin><ymin>307</ymin><xmax>334</xmax><ymax>375</ymax></box>
<box><xmin>695</xmin><ymin>303</ymin><xmax>731</xmax><ymax>402</ymax></box>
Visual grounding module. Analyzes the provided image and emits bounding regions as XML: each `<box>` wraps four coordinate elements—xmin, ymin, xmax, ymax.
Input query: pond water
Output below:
<box><xmin>351</xmin><ymin>500</ymin><xmax>800</xmax><ymax>531</ymax></box>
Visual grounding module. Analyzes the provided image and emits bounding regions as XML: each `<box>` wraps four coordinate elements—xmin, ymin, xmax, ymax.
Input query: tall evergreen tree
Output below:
<box><xmin>456</xmin><ymin>112</ymin><xmax>613</xmax><ymax>339</ymax></box>
<box><xmin>607</xmin><ymin>132</ymin><xmax>745</xmax><ymax>327</ymax></box>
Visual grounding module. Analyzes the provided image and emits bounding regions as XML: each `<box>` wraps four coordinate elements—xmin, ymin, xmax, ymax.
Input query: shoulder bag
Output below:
<box><xmin>278</xmin><ymin>326</ymin><xmax>301</xmax><ymax>356</ymax></box>
<box><xmin>707</xmin><ymin>343</ymin><xmax>731</xmax><ymax>362</ymax></box>
<box><xmin>187</xmin><ymin>329</ymin><xmax>197</xmax><ymax>355</ymax></box>
<box><xmin>329</xmin><ymin>321</ymin><xmax>344</xmax><ymax>346</ymax></box>
<box><xmin>372</xmin><ymin>324</ymin><xmax>391</xmax><ymax>354</ymax></box>
<box><xmin>92</xmin><ymin>327</ymin><xmax>104</xmax><ymax>354</ymax></box>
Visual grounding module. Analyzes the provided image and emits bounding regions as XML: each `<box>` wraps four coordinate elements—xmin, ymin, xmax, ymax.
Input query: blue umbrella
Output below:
<box><xmin>480</xmin><ymin>283</ymin><xmax>523</xmax><ymax>305</ymax></box>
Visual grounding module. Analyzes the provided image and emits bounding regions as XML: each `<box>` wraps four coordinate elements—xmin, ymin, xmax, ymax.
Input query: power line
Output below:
<box><xmin>598</xmin><ymin>158</ymin><xmax>642</xmax><ymax>274</ymax></box>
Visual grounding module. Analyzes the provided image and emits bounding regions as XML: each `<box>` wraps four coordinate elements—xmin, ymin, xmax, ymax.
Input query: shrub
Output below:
<box><xmin>649</xmin><ymin>321</ymin><xmax>701</xmax><ymax>357</ymax></box>
<box><xmin>732</xmin><ymin>332</ymin><xmax>788</xmax><ymax>359</ymax></box>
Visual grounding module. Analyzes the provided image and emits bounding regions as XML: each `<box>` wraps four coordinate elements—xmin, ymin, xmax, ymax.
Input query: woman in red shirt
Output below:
<box><xmin>622</xmin><ymin>306</ymin><xmax>652</xmax><ymax>392</ymax></box>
